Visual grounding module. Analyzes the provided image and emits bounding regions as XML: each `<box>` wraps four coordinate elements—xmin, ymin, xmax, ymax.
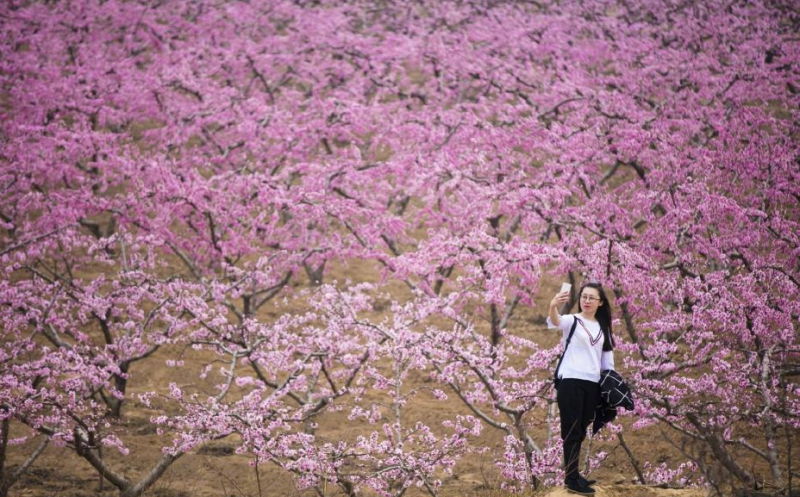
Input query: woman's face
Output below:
<box><xmin>579</xmin><ymin>287</ymin><xmax>603</xmax><ymax>312</ymax></box>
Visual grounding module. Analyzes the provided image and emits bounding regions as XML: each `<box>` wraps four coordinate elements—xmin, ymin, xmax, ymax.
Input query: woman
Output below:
<box><xmin>548</xmin><ymin>281</ymin><xmax>615</xmax><ymax>496</ymax></box>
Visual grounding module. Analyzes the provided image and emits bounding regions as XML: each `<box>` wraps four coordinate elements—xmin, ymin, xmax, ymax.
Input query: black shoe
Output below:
<box><xmin>578</xmin><ymin>475</ymin><xmax>597</xmax><ymax>486</ymax></box>
<box><xmin>565</xmin><ymin>479</ymin><xmax>595</xmax><ymax>495</ymax></box>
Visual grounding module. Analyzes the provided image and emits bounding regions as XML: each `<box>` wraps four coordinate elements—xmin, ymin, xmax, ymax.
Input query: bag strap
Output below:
<box><xmin>554</xmin><ymin>316</ymin><xmax>580</xmax><ymax>384</ymax></box>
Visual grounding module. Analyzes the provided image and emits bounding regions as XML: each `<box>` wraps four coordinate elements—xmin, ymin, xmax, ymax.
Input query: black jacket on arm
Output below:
<box><xmin>592</xmin><ymin>369</ymin><xmax>634</xmax><ymax>433</ymax></box>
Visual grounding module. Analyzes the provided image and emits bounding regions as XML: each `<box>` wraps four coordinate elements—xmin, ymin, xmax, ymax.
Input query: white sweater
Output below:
<box><xmin>547</xmin><ymin>313</ymin><xmax>615</xmax><ymax>383</ymax></box>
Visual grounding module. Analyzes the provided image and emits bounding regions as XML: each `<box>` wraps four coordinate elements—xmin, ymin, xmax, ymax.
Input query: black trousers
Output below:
<box><xmin>556</xmin><ymin>378</ymin><xmax>600</xmax><ymax>483</ymax></box>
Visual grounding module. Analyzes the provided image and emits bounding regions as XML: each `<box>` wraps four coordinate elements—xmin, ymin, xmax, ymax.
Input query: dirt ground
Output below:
<box><xmin>539</xmin><ymin>486</ymin><xmax>706</xmax><ymax>497</ymax></box>
<box><xmin>8</xmin><ymin>439</ymin><xmax>709</xmax><ymax>497</ymax></box>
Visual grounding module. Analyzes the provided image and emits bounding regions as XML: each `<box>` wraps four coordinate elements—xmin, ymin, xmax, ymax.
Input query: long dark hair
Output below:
<box><xmin>577</xmin><ymin>281</ymin><xmax>614</xmax><ymax>351</ymax></box>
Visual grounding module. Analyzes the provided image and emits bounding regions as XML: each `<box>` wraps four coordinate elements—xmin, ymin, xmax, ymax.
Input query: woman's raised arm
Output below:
<box><xmin>548</xmin><ymin>291</ymin><xmax>569</xmax><ymax>327</ymax></box>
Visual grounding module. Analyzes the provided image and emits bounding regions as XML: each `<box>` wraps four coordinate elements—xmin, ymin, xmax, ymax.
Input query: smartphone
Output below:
<box><xmin>559</xmin><ymin>282</ymin><xmax>572</xmax><ymax>294</ymax></box>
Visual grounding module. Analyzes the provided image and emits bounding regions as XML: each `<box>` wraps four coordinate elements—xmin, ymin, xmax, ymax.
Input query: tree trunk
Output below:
<box><xmin>108</xmin><ymin>362</ymin><xmax>130</xmax><ymax>418</ymax></box>
<box><xmin>119</xmin><ymin>453</ymin><xmax>182</xmax><ymax>497</ymax></box>
<box><xmin>0</xmin><ymin>429</ymin><xmax>48</xmax><ymax>497</ymax></box>
<box><xmin>686</xmin><ymin>413</ymin><xmax>757</xmax><ymax>488</ymax></box>
<box><xmin>304</xmin><ymin>261</ymin><xmax>325</xmax><ymax>286</ymax></box>
<box><xmin>0</xmin><ymin>418</ymin><xmax>8</xmax><ymax>490</ymax></box>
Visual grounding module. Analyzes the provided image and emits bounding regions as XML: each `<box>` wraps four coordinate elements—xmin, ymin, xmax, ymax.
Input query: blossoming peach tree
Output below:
<box><xmin>1</xmin><ymin>0</ymin><xmax>797</xmax><ymax>496</ymax></box>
